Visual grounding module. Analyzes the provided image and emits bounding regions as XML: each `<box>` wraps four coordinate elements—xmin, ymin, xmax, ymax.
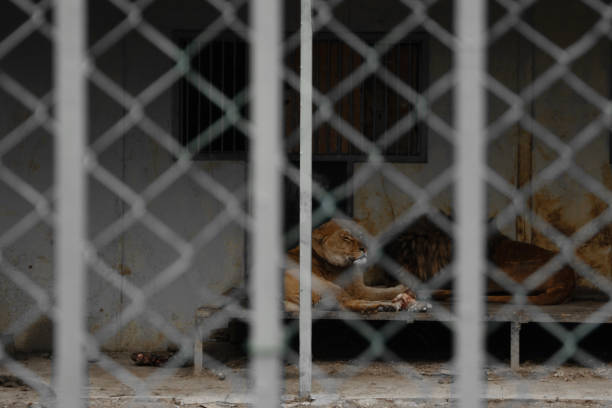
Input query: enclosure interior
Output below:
<box><xmin>0</xmin><ymin>0</ymin><xmax>611</xmax><ymax>368</ymax></box>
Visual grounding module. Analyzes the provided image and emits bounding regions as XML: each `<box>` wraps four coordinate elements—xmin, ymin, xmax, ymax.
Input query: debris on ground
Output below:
<box><xmin>0</xmin><ymin>375</ymin><xmax>28</xmax><ymax>389</ymax></box>
<box><xmin>130</xmin><ymin>352</ymin><xmax>172</xmax><ymax>367</ymax></box>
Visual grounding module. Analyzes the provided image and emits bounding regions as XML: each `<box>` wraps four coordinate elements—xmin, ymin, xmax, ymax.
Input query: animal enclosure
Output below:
<box><xmin>1</xmin><ymin>0</ymin><xmax>612</xmax><ymax>406</ymax></box>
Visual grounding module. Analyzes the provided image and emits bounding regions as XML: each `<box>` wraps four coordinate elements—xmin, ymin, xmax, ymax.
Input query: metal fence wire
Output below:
<box><xmin>1</xmin><ymin>0</ymin><xmax>612</xmax><ymax>406</ymax></box>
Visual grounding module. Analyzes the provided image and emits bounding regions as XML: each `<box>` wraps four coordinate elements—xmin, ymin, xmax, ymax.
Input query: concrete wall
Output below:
<box><xmin>527</xmin><ymin>0</ymin><xmax>612</xmax><ymax>288</ymax></box>
<box><xmin>353</xmin><ymin>1</ymin><xmax>612</xmax><ymax>292</ymax></box>
<box><xmin>0</xmin><ymin>0</ymin><xmax>610</xmax><ymax>351</ymax></box>
<box><xmin>1</xmin><ymin>0</ymin><xmax>247</xmax><ymax>351</ymax></box>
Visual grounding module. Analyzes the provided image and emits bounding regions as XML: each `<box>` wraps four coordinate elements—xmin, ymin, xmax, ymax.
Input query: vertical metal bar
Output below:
<box><xmin>314</xmin><ymin>40</ymin><xmax>319</xmax><ymax>156</ymax></box>
<box><xmin>510</xmin><ymin>321</ymin><xmax>521</xmax><ymax>370</ymax></box>
<box><xmin>455</xmin><ymin>1</ymin><xmax>485</xmax><ymax>408</ymax></box>
<box><xmin>250</xmin><ymin>0</ymin><xmax>282</xmax><ymax>406</ymax></box>
<box><xmin>383</xmin><ymin>52</ymin><xmax>388</xmax><ymax>154</ymax></box>
<box><xmin>395</xmin><ymin>45</ymin><xmax>400</xmax><ymax>156</ymax></box>
<box><xmin>193</xmin><ymin>318</ymin><xmax>204</xmax><ymax>375</ymax></box>
<box><xmin>186</xmin><ymin>49</ymin><xmax>192</xmax><ymax>149</ymax></box>
<box><xmin>54</xmin><ymin>0</ymin><xmax>86</xmax><ymax>407</ymax></box>
<box><xmin>196</xmin><ymin>46</ymin><xmax>201</xmax><ymax>152</ymax></box>
<box><xmin>299</xmin><ymin>0</ymin><xmax>313</xmax><ymax>398</ymax></box>
<box><xmin>221</xmin><ymin>40</ymin><xmax>226</xmax><ymax>152</ymax></box>
<box><xmin>360</xmin><ymin>73</ymin><xmax>365</xmax><ymax>143</ymax></box>
<box><xmin>413</xmin><ymin>44</ymin><xmax>421</xmax><ymax>155</ymax></box>
<box><xmin>411</xmin><ymin>44</ymin><xmax>418</xmax><ymax>155</ymax></box>
<box><xmin>336</xmin><ymin>42</ymin><xmax>341</xmax><ymax>154</ymax></box>
<box><xmin>372</xmin><ymin>62</ymin><xmax>377</xmax><ymax>143</ymax></box>
<box><xmin>233</xmin><ymin>39</ymin><xmax>237</xmax><ymax>151</ymax></box>
<box><xmin>326</xmin><ymin>39</ymin><xmax>331</xmax><ymax>154</ymax></box>
<box><xmin>208</xmin><ymin>46</ymin><xmax>213</xmax><ymax>153</ymax></box>
<box><xmin>349</xmin><ymin>48</ymin><xmax>353</xmax><ymax>154</ymax></box>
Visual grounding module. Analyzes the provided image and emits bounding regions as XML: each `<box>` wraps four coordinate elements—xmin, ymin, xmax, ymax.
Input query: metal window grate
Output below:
<box><xmin>286</xmin><ymin>34</ymin><xmax>427</xmax><ymax>161</ymax></box>
<box><xmin>176</xmin><ymin>30</ymin><xmax>249</xmax><ymax>159</ymax></box>
<box><xmin>177</xmin><ymin>31</ymin><xmax>427</xmax><ymax>162</ymax></box>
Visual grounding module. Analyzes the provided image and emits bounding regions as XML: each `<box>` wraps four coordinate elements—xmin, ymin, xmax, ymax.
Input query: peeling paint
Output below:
<box><xmin>116</xmin><ymin>263</ymin><xmax>132</xmax><ymax>276</ymax></box>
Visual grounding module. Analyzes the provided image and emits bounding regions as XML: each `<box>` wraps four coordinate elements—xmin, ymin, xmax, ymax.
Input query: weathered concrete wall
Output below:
<box><xmin>0</xmin><ymin>2</ymin><xmax>55</xmax><ymax>351</ymax></box>
<box><xmin>526</xmin><ymin>0</ymin><xmax>612</xmax><ymax>288</ymax></box>
<box><xmin>0</xmin><ymin>0</ymin><xmax>247</xmax><ymax>351</ymax></box>
<box><xmin>351</xmin><ymin>1</ymin><xmax>612</xmax><ymax>290</ymax></box>
<box><xmin>354</xmin><ymin>0</ymin><xmax>518</xmax><ymax>237</ymax></box>
<box><xmin>0</xmin><ymin>0</ymin><xmax>610</xmax><ymax>351</ymax></box>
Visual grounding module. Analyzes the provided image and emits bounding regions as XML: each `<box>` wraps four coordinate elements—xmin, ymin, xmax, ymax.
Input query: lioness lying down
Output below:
<box><xmin>284</xmin><ymin>219</ymin><xmax>431</xmax><ymax>313</ymax></box>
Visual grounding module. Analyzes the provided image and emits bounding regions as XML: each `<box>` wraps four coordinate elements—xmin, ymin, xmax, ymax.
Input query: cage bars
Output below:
<box><xmin>299</xmin><ymin>0</ymin><xmax>314</xmax><ymax>399</ymax></box>
<box><xmin>54</xmin><ymin>0</ymin><xmax>87</xmax><ymax>407</ymax></box>
<box><xmin>250</xmin><ymin>0</ymin><xmax>283</xmax><ymax>406</ymax></box>
<box><xmin>46</xmin><ymin>1</ymin><xmax>493</xmax><ymax>405</ymax></box>
<box><xmin>455</xmin><ymin>1</ymin><xmax>486</xmax><ymax>407</ymax></box>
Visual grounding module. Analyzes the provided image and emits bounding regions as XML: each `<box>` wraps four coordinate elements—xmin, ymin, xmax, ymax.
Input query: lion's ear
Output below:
<box><xmin>312</xmin><ymin>235</ymin><xmax>325</xmax><ymax>259</ymax></box>
<box><xmin>311</xmin><ymin>220</ymin><xmax>340</xmax><ymax>258</ymax></box>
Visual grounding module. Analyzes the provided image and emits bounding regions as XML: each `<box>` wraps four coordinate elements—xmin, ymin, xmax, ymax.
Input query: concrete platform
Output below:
<box><xmin>195</xmin><ymin>294</ymin><xmax>612</xmax><ymax>373</ymax></box>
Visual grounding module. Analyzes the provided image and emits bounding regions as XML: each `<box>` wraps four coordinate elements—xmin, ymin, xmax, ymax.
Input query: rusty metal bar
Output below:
<box><xmin>193</xmin><ymin>313</ymin><xmax>204</xmax><ymax>375</ymax></box>
<box><xmin>221</xmin><ymin>40</ymin><xmax>226</xmax><ymax>152</ymax></box>
<box><xmin>299</xmin><ymin>0</ymin><xmax>313</xmax><ymax>398</ymax></box>
<box><xmin>455</xmin><ymin>1</ymin><xmax>486</xmax><ymax>407</ymax></box>
<box><xmin>510</xmin><ymin>321</ymin><xmax>521</xmax><ymax>370</ymax></box>
<box><xmin>250</xmin><ymin>0</ymin><xmax>283</xmax><ymax>406</ymax></box>
<box><xmin>54</xmin><ymin>0</ymin><xmax>87</xmax><ymax>406</ymax></box>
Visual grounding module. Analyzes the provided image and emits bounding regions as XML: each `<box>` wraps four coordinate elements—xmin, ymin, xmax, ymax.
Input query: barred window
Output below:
<box><xmin>176</xmin><ymin>31</ymin><xmax>428</xmax><ymax>162</ymax></box>
<box><xmin>175</xmin><ymin>30</ymin><xmax>249</xmax><ymax>159</ymax></box>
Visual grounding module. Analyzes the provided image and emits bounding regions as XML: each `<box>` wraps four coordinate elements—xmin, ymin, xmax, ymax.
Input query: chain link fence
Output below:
<box><xmin>1</xmin><ymin>0</ymin><xmax>612</xmax><ymax>406</ymax></box>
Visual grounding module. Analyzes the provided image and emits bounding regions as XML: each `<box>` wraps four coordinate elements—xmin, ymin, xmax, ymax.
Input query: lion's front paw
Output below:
<box><xmin>392</xmin><ymin>292</ymin><xmax>416</xmax><ymax>311</ymax></box>
<box><xmin>391</xmin><ymin>291</ymin><xmax>432</xmax><ymax>312</ymax></box>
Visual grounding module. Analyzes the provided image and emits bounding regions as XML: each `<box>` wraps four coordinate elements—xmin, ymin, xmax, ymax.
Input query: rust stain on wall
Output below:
<box><xmin>532</xmin><ymin>188</ymin><xmax>612</xmax><ymax>288</ymax></box>
<box><xmin>601</xmin><ymin>163</ymin><xmax>612</xmax><ymax>191</ymax></box>
<box><xmin>116</xmin><ymin>263</ymin><xmax>132</xmax><ymax>276</ymax></box>
<box><xmin>534</xmin><ymin>140</ymin><xmax>557</xmax><ymax>162</ymax></box>
<box><xmin>516</xmin><ymin>128</ymin><xmax>533</xmax><ymax>243</ymax></box>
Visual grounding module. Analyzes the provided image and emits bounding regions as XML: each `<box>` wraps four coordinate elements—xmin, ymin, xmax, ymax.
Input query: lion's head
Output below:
<box><xmin>312</xmin><ymin>219</ymin><xmax>367</xmax><ymax>268</ymax></box>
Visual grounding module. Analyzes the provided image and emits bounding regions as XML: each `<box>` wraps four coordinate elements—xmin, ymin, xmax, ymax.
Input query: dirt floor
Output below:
<box><xmin>1</xmin><ymin>351</ymin><xmax>612</xmax><ymax>407</ymax></box>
